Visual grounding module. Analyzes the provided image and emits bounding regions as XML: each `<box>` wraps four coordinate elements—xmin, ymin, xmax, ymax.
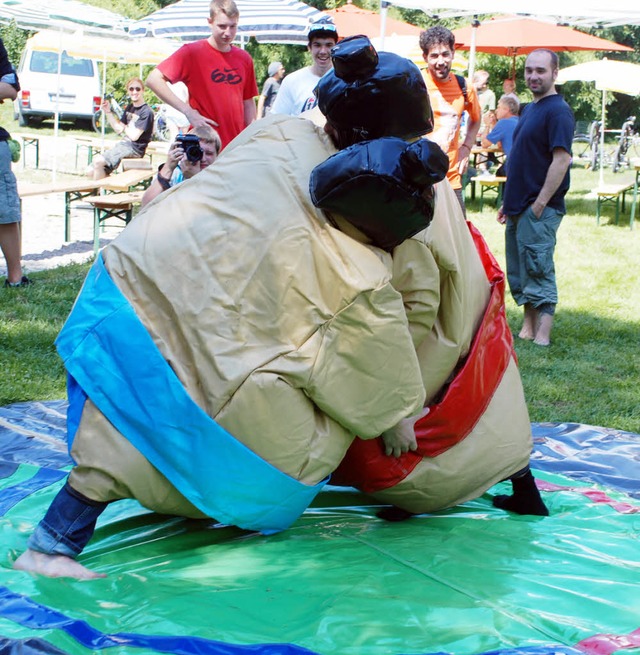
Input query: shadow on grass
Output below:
<box><xmin>506</xmin><ymin>306</ymin><xmax>639</xmax><ymax>432</ymax></box>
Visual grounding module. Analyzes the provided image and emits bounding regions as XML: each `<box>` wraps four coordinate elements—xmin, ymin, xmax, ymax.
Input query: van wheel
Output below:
<box><xmin>17</xmin><ymin>112</ymin><xmax>30</xmax><ymax>127</ymax></box>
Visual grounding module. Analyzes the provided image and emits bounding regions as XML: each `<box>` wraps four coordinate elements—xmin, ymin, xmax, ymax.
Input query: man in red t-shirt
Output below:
<box><xmin>420</xmin><ymin>25</ymin><xmax>481</xmax><ymax>214</ymax></box>
<box><xmin>146</xmin><ymin>0</ymin><xmax>258</xmax><ymax>150</ymax></box>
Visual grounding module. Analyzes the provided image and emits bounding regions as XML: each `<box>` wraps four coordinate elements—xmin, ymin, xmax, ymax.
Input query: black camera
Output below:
<box><xmin>176</xmin><ymin>134</ymin><xmax>203</xmax><ymax>163</ymax></box>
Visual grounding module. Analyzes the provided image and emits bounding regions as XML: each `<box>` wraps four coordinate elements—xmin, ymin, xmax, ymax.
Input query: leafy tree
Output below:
<box><xmin>0</xmin><ymin>21</ymin><xmax>30</xmax><ymax>67</ymax></box>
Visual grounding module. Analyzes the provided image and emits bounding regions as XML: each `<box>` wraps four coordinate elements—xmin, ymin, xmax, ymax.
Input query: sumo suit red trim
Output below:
<box><xmin>333</xmin><ymin>222</ymin><xmax>516</xmax><ymax>493</ymax></box>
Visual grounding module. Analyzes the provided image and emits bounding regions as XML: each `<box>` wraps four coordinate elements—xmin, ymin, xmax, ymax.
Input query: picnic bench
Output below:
<box><xmin>18</xmin><ymin>168</ymin><xmax>154</xmax><ymax>241</ymax></box>
<box><xmin>84</xmin><ymin>191</ymin><xmax>144</xmax><ymax>253</ymax></box>
<box><xmin>469</xmin><ymin>175</ymin><xmax>507</xmax><ymax>211</ymax></box>
<box><xmin>13</xmin><ymin>132</ymin><xmax>41</xmax><ymax>168</ymax></box>
<box><xmin>595</xmin><ymin>183</ymin><xmax>634</xmax><ymax>226</ymax></box>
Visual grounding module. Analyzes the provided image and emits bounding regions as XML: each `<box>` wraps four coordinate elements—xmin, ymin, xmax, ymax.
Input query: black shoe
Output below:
<box><xmin>4</xmin><ymin>275</ymin><xmax>33</xmax><ymax>288</ymax></box>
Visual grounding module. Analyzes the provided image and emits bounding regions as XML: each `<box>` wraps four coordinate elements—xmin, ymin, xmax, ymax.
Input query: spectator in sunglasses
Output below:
<box><xmin>89</xmin><ymin>77</ymin><xmax>155</xmax><ymax>180</ymax></box>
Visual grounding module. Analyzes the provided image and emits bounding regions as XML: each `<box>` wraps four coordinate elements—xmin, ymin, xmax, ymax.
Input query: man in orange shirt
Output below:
<box><xmin>420</xmin><ymin>26</ymin><xmax>481</xmax><ymax>214</ymax></box>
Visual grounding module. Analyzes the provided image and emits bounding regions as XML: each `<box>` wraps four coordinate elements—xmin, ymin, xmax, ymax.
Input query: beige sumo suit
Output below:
<box><xmin>59</xmin><ymin>114</ymin><xmax>427</xmax><ymax>532</ymax></box>
<box><xmin>333</xmin><ymin>179</ymin><xmax>533</xmax><ymax>513</ymax></box>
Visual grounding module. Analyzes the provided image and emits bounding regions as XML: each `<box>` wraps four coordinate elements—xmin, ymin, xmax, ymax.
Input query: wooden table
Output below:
<box><xmin>18</xmin><ymin>169</ymin><xmax>153</xmax><ymax>241</ymax></box>
<box><xmin>19</xmin><ymin>180</ymin><xmax>101</xmax><ymax>241</ymax></box>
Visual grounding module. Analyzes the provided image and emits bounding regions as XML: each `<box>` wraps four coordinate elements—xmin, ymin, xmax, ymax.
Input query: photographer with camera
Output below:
<box><xmin>141</xmin><ymin>125</ymin><xmax>221</xmax><ymax>207</ymax></box>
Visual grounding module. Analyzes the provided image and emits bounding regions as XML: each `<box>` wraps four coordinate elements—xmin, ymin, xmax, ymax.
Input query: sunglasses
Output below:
<box><xmin>128</xmin><ymin>86</ymin><xmax>142</xmax><ymax>92</ymax></box>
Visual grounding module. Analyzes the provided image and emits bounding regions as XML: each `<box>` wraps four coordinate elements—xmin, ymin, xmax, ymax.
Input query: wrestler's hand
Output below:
<box><xmin>381</xmin><ymin>408</ymin><xmax>429</xmax><ymax>458</ymax></box>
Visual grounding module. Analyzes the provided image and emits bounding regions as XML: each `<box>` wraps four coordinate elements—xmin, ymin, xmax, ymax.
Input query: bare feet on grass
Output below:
<box><xmin>533</xmin><ymin>312</ymin><xmax>554</xmax><ymax>346</ymax></box>
<box><xmin>517</xmin><ymin>304</ymin><xmax>536</xmax><ymax>340</ymax></box>
<box><xmin>13</xmin><ymin>549</ymin><xmax>106</xmax><ymax>580</ymax></box>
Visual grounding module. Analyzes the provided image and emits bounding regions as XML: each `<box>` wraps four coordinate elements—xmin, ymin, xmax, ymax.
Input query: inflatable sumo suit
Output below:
<box><xmin>308</xmin><ymin>35</ymin><xmax>533</xmax><ymax>515</ymax></box>
<box><xmin>329</xmin><ymin>179</ymin><xmax>533</xmax><ymax>512</ymax></box>
<box><xmin>55</xmin><ymin>114</ymin><xmax>427</xmax><ymax>534</ymax></box>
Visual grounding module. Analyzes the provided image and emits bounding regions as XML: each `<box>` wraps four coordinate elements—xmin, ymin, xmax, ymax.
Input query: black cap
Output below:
<box><xmin>315</xmin><ymin>35</ymin><xmax>433</xmax><ymax>141</ymax></box>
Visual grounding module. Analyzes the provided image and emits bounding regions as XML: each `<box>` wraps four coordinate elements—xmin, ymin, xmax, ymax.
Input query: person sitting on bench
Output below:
<box><xmin>90</xmin><ymin>78</ymin><xmax>155</xmax><ymax>180</ymax></box>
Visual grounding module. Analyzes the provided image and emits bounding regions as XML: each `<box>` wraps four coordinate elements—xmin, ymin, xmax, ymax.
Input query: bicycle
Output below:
<box><xmin>612</xmin><ymin>115</ymin><xmax>640</xmax><ymax>173</ymax></box>
<box><xmin>92</xmin><ymin>93</ymin><xmax>124</xmax><ymax>134</ymax></box>
<box><xmin>571</xmin><ymin>120</ymin><xmax>591</xmax><ymax>161</ymax></box>
<box><xmin>587</xmin><ymin>119</ymin><xmax>601</xmax><ymax>171</ymax></box>
<box><xmin>152</xmin><ymin>104</ymin><xmax>171</xmax><ymax>142</ymax></box>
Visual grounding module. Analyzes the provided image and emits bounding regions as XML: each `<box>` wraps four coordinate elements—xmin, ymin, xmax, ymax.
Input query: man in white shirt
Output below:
<box><xmin>271</xmin><ymin>20</ymin><xmax>338</xmax><ymax>116</ymax></box>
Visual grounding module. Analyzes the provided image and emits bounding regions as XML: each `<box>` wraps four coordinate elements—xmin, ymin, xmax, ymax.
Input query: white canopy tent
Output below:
<box><xmin>0</xmin><ymin>0</ymin><xmax>130</xmax><ymax>36</ymax></box>
<box><xmin>557</xmin><ymin>59</ymin><xmax>640</xmax><ymax>185</ymax></box>
<box><xmin>380</xmin><ymin>0</ymin><xmax>640</xmax><ymax>28</ymax></box>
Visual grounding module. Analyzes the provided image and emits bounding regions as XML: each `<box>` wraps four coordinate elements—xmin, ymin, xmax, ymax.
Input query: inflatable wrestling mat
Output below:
<box><xmin>1</xmin><ymin>400</ymin><xmax>639</xmax><ymax>655</ymax></box>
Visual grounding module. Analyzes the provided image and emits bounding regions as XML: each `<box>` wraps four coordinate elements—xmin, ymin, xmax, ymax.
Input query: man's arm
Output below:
<box><xmin>531</xmin><ymin>147</ymin><xmax>572</xmax><ymax>218</ymax></box>
<box><xmin>0</xmin><ymin>81</ymin><xmax>17</xmax><ymax>102</ymax></box>
<box><xmin>243</xmin><ymin>97</ymin><xmax>257</xmax><ymax>127</ymax></box>
<box><xmin>146</xmin><ymin>68</ymin><xmax>217</xmax><ymax>129</ymax></box>
<box><xmin>256</xmin><ymin>94</ymin><xmax>266</xmax><ymax>119</ymax></box>
<box><xmin>458</xmin><ymin>115</ymin><xmax>482</xmax><ymax>175</ymax></box>
<box><xmin>141</xmin><ymin>141</ymin><xmax>184</xmax><ymax>207</ymax></box>
<box><xmin>102</xmin><ymin>102</ymin><xmax>144</xmax><ymax>142</ymax></box>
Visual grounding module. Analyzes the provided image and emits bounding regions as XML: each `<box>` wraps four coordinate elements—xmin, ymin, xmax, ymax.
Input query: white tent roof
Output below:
<box><xmin>0</xmin><ymin>0</ymin><xmax>129</xmax><ymax>35</ymax></box>
<box><xmin>383</xmin><ymin>0</ymin><xmax>640</xmax><ymax>27</ymax></box>
<box><xmin>130</xmin><ymin>0</ymin><xmax>326</xmax><ymax>45</ymax></box>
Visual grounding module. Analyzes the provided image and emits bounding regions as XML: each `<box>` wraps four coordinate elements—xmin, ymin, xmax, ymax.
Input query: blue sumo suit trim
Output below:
<box><xmin>55</xmin><ymin>254</ymin><xmax>328</xmax><ymax>534</ymax></box>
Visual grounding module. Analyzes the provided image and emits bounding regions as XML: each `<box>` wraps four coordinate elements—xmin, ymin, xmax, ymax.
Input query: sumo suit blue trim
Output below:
<box><xmin>52</xmin><ymin>254</ymin><xmax>327</xmax><ymax>539</ymax></box>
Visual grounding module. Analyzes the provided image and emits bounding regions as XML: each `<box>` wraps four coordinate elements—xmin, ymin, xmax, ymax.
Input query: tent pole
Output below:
<box><xmin>379</xmin><ymin>0</ymin><xmax>389</xmax><ymax>50</ymax></box>
<box><xmin>467</xmin><ymin>16</ymin><xmax>479</xmax><ymax>82</ymax></box>
<box><xmin>52</xmin><ymin>29</ymin><xmax>65</xmax><ymax>184</ymax></box>
<box><xmin>599</xmin><ymin>88</ymin><xmax>606</xmax><ymax>187</ymax></box>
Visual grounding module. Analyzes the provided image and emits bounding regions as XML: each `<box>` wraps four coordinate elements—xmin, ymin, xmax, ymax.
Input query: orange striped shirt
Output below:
<box><xmin>422</xmin><ymin>71</ymin><xmax>481</xmax><ymax>189</ymax></box>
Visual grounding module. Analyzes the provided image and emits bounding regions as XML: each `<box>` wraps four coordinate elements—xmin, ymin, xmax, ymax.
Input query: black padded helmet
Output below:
<box><xmin>315</xmin><ymin>35</ymin><xmax>434</xmax><ymax>142</ymax></box>
<box><xmin>310</xmin><ymin>138</ymin><xmax>448</xmax><ymax>251</ymax></box>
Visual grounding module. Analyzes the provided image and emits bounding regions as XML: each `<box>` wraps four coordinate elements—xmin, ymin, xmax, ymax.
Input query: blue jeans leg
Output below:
<box><xmin>27</xmin><ymin>479</ymin><xmax>108</xmax><ymax>557</ymax></box>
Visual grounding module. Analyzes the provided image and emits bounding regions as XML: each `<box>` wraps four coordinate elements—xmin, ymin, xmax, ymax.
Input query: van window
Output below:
<box><xmin>29</xmin><ymin>51</ymin><xmax>94</xmax><ymax>77</ymax></box>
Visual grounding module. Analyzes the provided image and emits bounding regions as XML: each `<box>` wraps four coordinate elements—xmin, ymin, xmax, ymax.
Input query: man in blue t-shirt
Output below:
<box><xmin>497</xmin><ymin>49</ymin><xmax>574</xmax><ymax>347</ymax></box>
<box><xmin>482</xmin><ymin>95</ymin><xmax>519</xmax><ymax>159</ymax></box>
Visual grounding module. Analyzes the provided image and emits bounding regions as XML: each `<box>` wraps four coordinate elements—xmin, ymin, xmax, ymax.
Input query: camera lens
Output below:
<box><xmin>185</xmin><ymin>144</ymin><xmax>203</xmax><ymax>163</ymax></box>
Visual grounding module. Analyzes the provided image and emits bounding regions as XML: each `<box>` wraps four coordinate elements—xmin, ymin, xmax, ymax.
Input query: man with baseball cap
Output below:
<box><xmin>256</xmin><ymin>61</ymin><xmax>285</xmax><ymax>118</ymax></box>
<box><xmin>270</xmin><ymin>19</ymin><xmax>338</xmax><ymax>116</ymax></box>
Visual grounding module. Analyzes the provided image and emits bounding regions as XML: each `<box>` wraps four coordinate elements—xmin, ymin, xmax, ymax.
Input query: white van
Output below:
<box><xmin>14</xmin><ymin>41</ymin><xmax>102</xmax><ymax>128</ymax></box>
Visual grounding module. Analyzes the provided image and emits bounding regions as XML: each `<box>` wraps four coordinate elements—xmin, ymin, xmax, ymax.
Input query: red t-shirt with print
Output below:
<box><xmin>159</xmin><ymin>40</ymin><xmax>258</xmax><ymax>150</ymax></box>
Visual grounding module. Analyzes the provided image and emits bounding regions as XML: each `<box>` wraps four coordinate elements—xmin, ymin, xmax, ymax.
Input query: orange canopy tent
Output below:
<box><xmin>323</xmin><ymin>0</ymin><xmax>422</xmax><ymax>40</ymax></box>
<box><xmin>452</xmin><ymin>15</ymin><xmax>632</xmax><ymax>77</ymax></box>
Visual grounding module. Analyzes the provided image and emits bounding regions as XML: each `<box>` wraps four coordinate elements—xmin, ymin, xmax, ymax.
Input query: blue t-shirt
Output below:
<box><xmin>503</xmin><ymin>94</ymin><xmax>574</xmax><ymax>216</ymax></box>
<box><xmin>486</xmin><ymin>116</ymin><xmax>518</xmax><ymax>157</ymax></box>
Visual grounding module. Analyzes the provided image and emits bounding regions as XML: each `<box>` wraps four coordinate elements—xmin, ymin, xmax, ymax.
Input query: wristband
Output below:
<box><xmin>156</xmin><ymin>173</ymin><xmax>171</xmax><ymax>191</ymax></box>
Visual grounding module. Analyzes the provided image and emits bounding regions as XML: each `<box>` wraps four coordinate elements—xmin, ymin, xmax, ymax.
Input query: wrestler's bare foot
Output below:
<box><xmin>13</xmin><ymin>549</ymin><xmax>106</xmax><ymax>580</ymax></box>
<box><xmin>518</xmin><ymin>304</ymin><xmax>537</xmax><ymax>340</ymax></box>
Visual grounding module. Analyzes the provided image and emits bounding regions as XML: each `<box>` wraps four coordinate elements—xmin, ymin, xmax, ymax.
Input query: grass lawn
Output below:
<box><xmin>1</xmin><ymin>138</ymin><xmax>639</xmax><ymax>433</ymax></box>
